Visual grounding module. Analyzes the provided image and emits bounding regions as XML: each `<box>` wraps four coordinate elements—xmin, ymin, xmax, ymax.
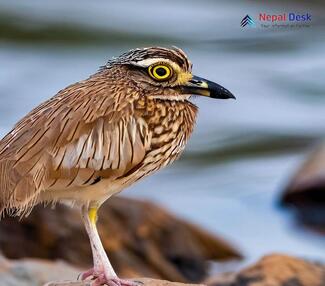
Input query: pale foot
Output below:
<box><xmin>79</xmin><ymin>267</ymin><xmax>96</xmax><ymax>281</ymax></box>
<box><xmin>92</xmin><ymin>274</ymin><xmax>143</xmax><ymax>286</ymax></box>
<box><xmin>79</xmin><ymin>269</ymin><xmax>142</xmax><ymax>286</ymax></box>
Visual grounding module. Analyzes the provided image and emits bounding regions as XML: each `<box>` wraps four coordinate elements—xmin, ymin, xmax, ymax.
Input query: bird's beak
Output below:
<box><xmin>179</xmin><ymin>75</ymin><xmax>235</xmax><ymax>99</ymax></box>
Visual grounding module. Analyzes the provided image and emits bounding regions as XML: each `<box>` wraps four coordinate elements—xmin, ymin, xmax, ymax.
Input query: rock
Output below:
<box><xmin>282</xmin><ymin>145</ymin><xmax>325</xmax><ymax>232</ymax></box>
<box><xmin>1</xmin><ymin>253</ymin><xmax>323</xmax><ymax>286</ymax></box>
<box><xmin>206</xmin><ymin>254</ymin><xmax>325</xmax><ymax>286</ymax></box>
<box><xmin>45</xmin><ymin>278</ymin><xmax>204</xmax><ymax>286</ymax></box>
<box><xmin>0</xmin><ymin>254</ymin><xmax>81</xmax><ymax>286</ymax></box>
<box><xmin>0</xmin><ymin>254</ymin><xmax>204</xmax><ymax>286</ymax></box>
<box><xmin>0</xmin><ymin>196</ymin><xmax>241</xmax><ymax>283</ymax></box>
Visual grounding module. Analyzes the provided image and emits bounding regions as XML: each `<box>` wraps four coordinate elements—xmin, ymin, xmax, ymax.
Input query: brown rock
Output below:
<box><xmin>282</xmin><ymin>145</ymin><xmax>325</xmax><ymax>232</ymax></box>
<box><xmin>0</xmin><ymin>254</ymin><xmax>204</xmax><ymax>286</ymax></box>
<box><xmin>45</xmin><ymin>278</ymin><xmax>204</xmax><ymax>286</ymax></box>
<box><xmin>206</xmin><ymin>254</ymin><xmax>325</xmax><ymax>286</ymax></box>
<box><xmin>0</xmin><ymin>196</ymin><xmax>241</xmax><ymax>283</ymax></box>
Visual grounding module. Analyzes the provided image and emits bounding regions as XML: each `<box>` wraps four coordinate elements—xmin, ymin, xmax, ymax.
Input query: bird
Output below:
<box><xmin>0</xmin><ymin>47</ymin><xmax>234</xmax><ymax>286</ymax></box>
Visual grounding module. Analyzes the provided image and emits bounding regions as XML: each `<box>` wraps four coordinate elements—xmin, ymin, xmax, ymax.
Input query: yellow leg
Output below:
<box><xmin>89</xmin><ymin>207</ymin><xmax>98</xmax><ymax>225</ymax></box>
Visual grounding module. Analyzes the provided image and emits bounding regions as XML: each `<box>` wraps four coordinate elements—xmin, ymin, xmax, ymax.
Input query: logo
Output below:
<box><xmin>259</xmin><ymin>13</ymin><xmax>311</xmax><ymax>22</ymax></box>
<box><xmin>240</xmin><ymin>12</ymin><xmax>311</xmax><ymax>29</ymax></box>
<box><xmin>241</xmin><ymin>15</ymin><xmax>255</xmax><ymax>27</ymax></box>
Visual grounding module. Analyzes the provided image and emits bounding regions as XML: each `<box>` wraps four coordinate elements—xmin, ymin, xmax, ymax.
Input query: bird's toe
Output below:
<box><xmin>78</xmin><ymin>267</ymin><xmax>96</xmax><ymax>281</ymax></box>
<box><xmin>91</xmin><ymin>275</ymin><xmax>142</xmax><ymax>286</ymax></box>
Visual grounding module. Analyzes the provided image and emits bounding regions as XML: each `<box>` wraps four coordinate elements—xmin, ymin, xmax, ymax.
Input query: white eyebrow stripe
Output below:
<box><xmin>131</xmin><ymin>58</ymin><xmax>176</xmax><ymax>67</ymax></box>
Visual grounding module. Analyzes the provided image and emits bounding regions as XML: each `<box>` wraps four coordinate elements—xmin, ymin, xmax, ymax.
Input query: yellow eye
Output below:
<box><xmin>148</xmin><ymin>64</ymin><xmax>172</xmax><ymax>81</ymax></box>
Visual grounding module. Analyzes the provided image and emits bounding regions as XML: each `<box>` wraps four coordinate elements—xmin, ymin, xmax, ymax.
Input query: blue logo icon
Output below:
<box><xmin>241</xmin><ymin>15</ymin><xmax>255</xmax><ymax>27</ymax></box>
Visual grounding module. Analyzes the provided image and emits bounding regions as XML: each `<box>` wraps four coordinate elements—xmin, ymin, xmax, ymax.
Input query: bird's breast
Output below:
<box><xmin>121</xmin><ymin>98</ymin><xmax>198</xmax><ymax>185</ymax></box>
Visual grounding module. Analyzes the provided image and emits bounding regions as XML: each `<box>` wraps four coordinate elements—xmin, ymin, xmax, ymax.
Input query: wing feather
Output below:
<box><xmin>0</xmin><ymin>71</ymin><xmax>149</xmax><ymax>214</ymax></box>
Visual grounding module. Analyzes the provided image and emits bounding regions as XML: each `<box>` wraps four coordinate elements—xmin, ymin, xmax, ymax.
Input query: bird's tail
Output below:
<box><xmin>0</xmin><ymin>160</ymin><xmax>41</xmax><ymax>218</ymax></box>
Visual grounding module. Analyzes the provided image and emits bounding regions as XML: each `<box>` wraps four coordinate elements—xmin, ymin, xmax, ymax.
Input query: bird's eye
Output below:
<box><xmin>148</xmin><ymin>64</ymin><xmax>172</xmax><ymax>81</ymax></box>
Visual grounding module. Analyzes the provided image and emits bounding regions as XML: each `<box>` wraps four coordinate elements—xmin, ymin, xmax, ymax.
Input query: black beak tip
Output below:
<box><xmin>224</xmin><ymin>91</ymin><xmax>236</xmax><ymax>100</ymax></box>
<box><xmin>211</xmin><ymin>87</ymin><xmax>236</xmax><ymax>100</ymax></box>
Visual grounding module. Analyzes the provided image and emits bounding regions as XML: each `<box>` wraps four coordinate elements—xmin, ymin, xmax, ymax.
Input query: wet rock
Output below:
<box><xmin>206</xmin><ymin>254</ymin><xmax>325</xmax><ymax>286</ymax></box>
<box><xmin>282</xmin><ymin>145</ymin><xmax>325</xmax><ymax>232</ymax></box>
<box><xmin>0</xmin><ymin>196</ymin><xmax>241</xmax><ymax>283</ymax></box>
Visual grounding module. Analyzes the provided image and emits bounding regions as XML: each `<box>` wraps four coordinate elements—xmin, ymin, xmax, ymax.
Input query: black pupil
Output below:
<box><xmin>155</xmin><ymin>67</ymin><xmax>167</xmax><ymax>77</ymax></box>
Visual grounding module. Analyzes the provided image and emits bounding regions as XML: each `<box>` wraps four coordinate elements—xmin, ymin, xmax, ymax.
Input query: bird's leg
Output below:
<box><xmin>80</xmin><ymin>204</ymin><xmax>140</xmax><ymax>286</ymax></box>
<box><xmin>80</xmin><ymin>204</ymin><xmax>117</xmax><ymax>280</ymax></box>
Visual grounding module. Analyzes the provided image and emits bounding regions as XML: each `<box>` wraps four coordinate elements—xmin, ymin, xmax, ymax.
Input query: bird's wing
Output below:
<box><xmin>0</xmin><ymin>73</ymin><xmax>150</xmax><ymax>213</ymax></box>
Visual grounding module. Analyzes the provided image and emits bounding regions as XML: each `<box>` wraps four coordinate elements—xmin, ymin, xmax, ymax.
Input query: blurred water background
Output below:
<box><xmin>0</xmin><ymin>0</ymin><xmax>325</xmax><ymax>270</ymax></box>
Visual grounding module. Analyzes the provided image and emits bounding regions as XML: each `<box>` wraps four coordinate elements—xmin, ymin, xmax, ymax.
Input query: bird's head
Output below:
<box><xmin>103</xmin><ymin>47</ymin><xmax>235</xmax><ymax>101</ymax></box>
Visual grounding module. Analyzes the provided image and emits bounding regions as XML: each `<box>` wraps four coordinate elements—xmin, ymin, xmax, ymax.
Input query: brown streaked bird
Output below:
<box><xmin>0</xmin><ymin>47</ymin><xmax>234</xmax><ymax>286</ymax></box>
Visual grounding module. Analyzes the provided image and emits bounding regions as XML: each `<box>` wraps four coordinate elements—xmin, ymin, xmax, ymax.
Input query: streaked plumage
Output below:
<box><xmin>0</xmin><ymin>47</ymin><xmax>234</xmax><ymax>285</ymax></box>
